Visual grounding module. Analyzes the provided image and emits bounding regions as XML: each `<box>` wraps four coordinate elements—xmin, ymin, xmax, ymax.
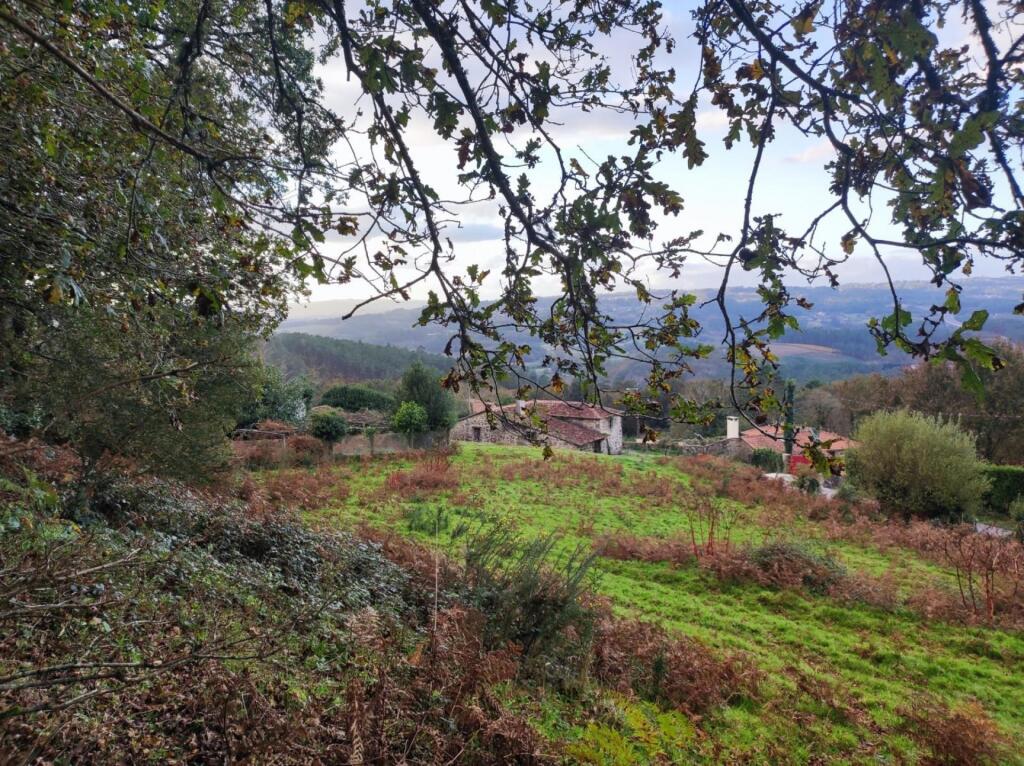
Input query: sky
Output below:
<box><xmin>299</xmin><ymin>1</ymin><xmax>1021</xmax><ymax>312</ymax></box>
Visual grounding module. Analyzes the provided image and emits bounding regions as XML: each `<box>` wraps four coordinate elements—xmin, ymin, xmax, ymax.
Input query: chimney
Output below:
<box><xmin>726</xmin><ymin>416</ymin><xmax>740</xmax><ymax>440</ymax></box>
<box><xmin>515</xmin><ymin>399</ymin><xmax>525</xmax><ymax>417</ymax></box>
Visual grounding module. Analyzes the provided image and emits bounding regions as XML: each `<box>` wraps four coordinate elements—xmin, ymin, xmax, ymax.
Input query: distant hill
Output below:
<box><xmin>280</xmin><ymin>278</ymin><xmax>1024</xmax><ymax>383</ymax></box>
<box><xmin>264</xmin><ymin>333</ymin><xmax>450</xmax><ymax>382</ymax></box>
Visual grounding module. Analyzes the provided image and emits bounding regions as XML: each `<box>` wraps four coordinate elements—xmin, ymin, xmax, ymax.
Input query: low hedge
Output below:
<box><xmin>983</xmin><ymin>465</ymin><xmax>1024</xmax><ymax>515</ymax></box>
<box><xmin>750</xmin><ymin>447</ymin><xmax>785</xmax><ymax>473</ymax></box>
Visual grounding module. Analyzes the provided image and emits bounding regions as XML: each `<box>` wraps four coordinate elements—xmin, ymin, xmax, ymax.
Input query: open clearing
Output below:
<box><xmin>300</xmin><ymin>444</ymin><xmax>1024</xmax><ymax>764</ymax></box>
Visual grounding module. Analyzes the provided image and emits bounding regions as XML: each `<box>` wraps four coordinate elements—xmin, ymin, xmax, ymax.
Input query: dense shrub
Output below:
<box><xmin>847</xmin><ymin>410</ymin><xmax>989</xmax><ymax>520</ymax></box>
<box><xmin>900</xmin><ymin>698</ymin><xmax>1008</xmax><ymax>766</ymax></box>
<box><xmin>748</xmin><ymin>542</ymin><xmax>845</xmax><ymax>594</ymax></box>
<box><xmin>392</xmin><ymin>401</ymin><xmax>429</xmax><ymax>443</ymax></box>
<box><xmin>983</xmin><ymin>464</ymin><xmax>1024</xmax><ymax>515</ymax></box>
<box><xmin>308</xmin><ymin>410</ymin><xmax>347</xmax><ymax>443</ymax></box>
<box><xmin>835</xmin><ymin>480</ymin><xmax>860</xmax><ymax>503</ymax></box>
<box><xmin>590</xmin><ymin>607</ymin><xmax>760</xmax><ymax>714</ymax></box>
<box><xmin>320</xmin><ymin>384</ymin><xmax>395</xmax><ymax>412</ymax></box>
<box><xmin>396</xmin><ymin>362</ymin><xmax>456</xmax><ymax>431</ymax></box>
<box><xmin>286</xmin><ymin>434</ymin><xmax>327</xmax><ymax>466</ymax></box>
<box><xmin>237</xmin><ymin>366</ymin><xmax>315</xmax><ymax>427</ymax></box>
<box><xmin>750</xmin><ymin>447</ymin><xmax>784</xmax><ymax>473</ymax></box>
<box><xmin>794</xmin><ymin>465</ymin><xmax>822</xmax><ymax>495</ymax></box>
<box><xmin>462</xmin><ymin>527</ymin><xmax>597</xmax><ymax>686</ymax></box>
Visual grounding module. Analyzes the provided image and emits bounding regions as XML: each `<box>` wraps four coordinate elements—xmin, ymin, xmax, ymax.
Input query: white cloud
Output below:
<box><xmin>785</xmin><ymin>139</ymin><xmax>835</xmax><ymax>164</ymax></box>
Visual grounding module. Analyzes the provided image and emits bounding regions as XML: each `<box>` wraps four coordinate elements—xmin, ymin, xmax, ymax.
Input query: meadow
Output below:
<box><xmin>302</xmin><ymin>443</ymin><xmax>1024</xmax><ymax>764</ymax></box>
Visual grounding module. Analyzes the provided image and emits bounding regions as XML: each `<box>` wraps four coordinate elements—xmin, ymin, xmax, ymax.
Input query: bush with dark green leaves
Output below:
<box><xmin>847</xmin><ymin>410</ymin><xmax>990</xmax><ymax>520</ymax></box>
<box><xmin>392</xmin><ymin>401</ymin><xmax>428</xmax><ymax>443</ymax></box>
<box><xmin>5</xmin><ymin>308</ymin><xmax>262</xmax><ymax>490</ymax></box>
<box><xmin>308</xmin><ymin>411</ymin><xmax>347</xmax><ymax>443</ymax></box>
<box><xmin>320</xmin><ymin>384</ymin><xmax>395</xmax><ymax>413</ymax></box>
<box><xmin>983</xmin><ymin>465</ymin><xmax>1024</xmax><ymax>516</ymax></box>
<box><xmin>397</xmin><ymin>362</ymin><xmax>456</xmax><ymax>432</ymax></box>
<box><xmin>794</xmin><ymin>467</ymin><xmax>821</xmax><ymax>495</ymax></box>
<box><xmin>461</xmin><ymin>526</ymin><xmax>597</xmax><ymax>688</ymax></box>
<box><xmin>750</xmin><ymin>448</ymin><xmax>784</xmax><ymax>473</ymax></box>
<box><xmin>237</xmin><ymin>366</ymin><xmax>315</xmax><ymax>428</ymax></box>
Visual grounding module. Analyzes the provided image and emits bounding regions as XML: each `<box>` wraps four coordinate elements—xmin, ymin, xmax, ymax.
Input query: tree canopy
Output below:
<box><xmin>2</xmin><ymin>0</ymin><xmax>1022</xmax><ymax>441</ymax></box>
<box><xmin>321</xmin><ymin>384</ymin><xmax>396</xmax><ymax>413</ymax></box>
<box><xmin>397</xmin><ymin>362</ymin><xmax>457</xmax><ymax>431</ymax></box>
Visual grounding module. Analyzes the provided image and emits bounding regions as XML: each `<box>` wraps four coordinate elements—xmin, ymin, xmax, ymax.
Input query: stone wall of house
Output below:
<box><xmin>451</xmin><ymin>412</ymin><xmax>596</xmax><ymax>453</ymax></box>
<box><xmin>606</xmin><ymin>416</ymin><xmax>623</xmax><ymax>454</ymax></box>
<box><xmin>629</xmin><ymin>437</ymin><xmax>752</xmax><ymax>459</ymax></box>
<box><xmin>558</xmin><ymin>414</ymin><xmax>623</xmax><ymax>455</ymax></box>
<box><xmin>451</xmin><ymin>412</ymin><xmax>533</xmax><ymax>447</ymax></box>
<box><xmin>331</xmin><ymin>429</ymin><xmax>448</xmax><ymax>456</ymax></box>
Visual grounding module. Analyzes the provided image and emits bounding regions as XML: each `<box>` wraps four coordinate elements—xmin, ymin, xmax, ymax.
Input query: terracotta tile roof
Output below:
<box><xmin>544</xmin><ymin>417</ymin><xmax>606</xmax><ymax>447</ymax></box>
<box><xmin>458</xmin><ymin>402</ymin><xmax>607</xmax><ymax>446</ymax></box>
<box><xmin>529</xmin><ymin>401</ymin><xmax>621</xmax><ymax>420</ymax></box>
<box><xmin>741</xmin><ymin>426</ymin><xmax>854</xmax><ymax>453</ymax></box>
<box><xmin>466</xmin><ymin>400</ymin><xmax>621</xmax><ymax>420</ymax></box>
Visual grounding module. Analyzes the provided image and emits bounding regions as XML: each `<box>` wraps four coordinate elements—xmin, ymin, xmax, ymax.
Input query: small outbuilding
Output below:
<box><xmin>451</xmin><ymin>400</ymin><xmax>624</xmax><ymax>455</ymax></box>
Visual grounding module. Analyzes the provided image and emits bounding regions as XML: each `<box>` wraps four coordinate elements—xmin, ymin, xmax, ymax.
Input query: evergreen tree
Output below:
<box><xmin>396</xmin><ymin>363</ymin><xmax>456</xmax><ymax>432</ymax></box>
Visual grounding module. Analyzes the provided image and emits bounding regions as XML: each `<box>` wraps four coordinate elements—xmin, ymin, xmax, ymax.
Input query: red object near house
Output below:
<box><xmin>788</xmin><ymin>453</ymin><xmax>811</xmax><ymax>473</ymax></box>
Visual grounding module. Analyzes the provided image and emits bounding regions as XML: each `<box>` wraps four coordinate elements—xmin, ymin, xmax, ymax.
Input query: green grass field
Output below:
<box><xmin>305</xmin><ymin>444</ymin><xmax>1024</xmax><ymax>764</ymax></box>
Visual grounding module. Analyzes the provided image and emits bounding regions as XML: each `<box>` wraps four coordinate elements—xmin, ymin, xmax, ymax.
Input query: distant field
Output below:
<box><xmin>301</xmin><ymin>444</ymin><xmax>1024</xmax><ymax>764</ymax></box>
<box><xmin>770</xmin><ymin>342</ymin><xmax>841</xmax><ymax>357</ymax></box>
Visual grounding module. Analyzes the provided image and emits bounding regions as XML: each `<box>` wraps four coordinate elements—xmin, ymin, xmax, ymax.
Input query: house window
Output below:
<box><xmin>472</xmin><ymin>426</ymin><xmax>482</xmax><ymax>442</ymax></box>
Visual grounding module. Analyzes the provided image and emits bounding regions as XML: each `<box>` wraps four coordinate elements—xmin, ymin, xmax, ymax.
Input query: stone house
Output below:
<box><xmin>451</xmin><ymin>400</ymin><xmax>624</xmax><ymax>455</ymax></box>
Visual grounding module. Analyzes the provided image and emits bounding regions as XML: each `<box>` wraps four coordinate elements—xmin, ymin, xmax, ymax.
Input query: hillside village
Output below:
<box><xmin>4</xmin><ymin>1</ymin><xmax>1024</xmax><ymax>764</ymax></box>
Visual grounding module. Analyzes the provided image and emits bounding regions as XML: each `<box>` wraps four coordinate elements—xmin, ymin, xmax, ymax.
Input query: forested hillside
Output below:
<box><xmin>265</xmin><ymin>333</ymin><xmax>450</xmax><ymax>382</ymax></box>
<box><xmin>283</xmin><ymin>279</ymin><xmax>1024</xmax><ymax>384</ymax></box>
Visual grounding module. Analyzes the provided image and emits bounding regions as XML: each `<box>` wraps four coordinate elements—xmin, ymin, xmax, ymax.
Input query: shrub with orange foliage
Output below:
<box><xmin>592</xmin><ymin>533</ymin><xmax>693</xmax><ymax>566</ymax></box>
<box><xmin>233</xmin><ymin>439</ymin><xmax>288</xmax><ymax>470</ymax></box>
<box><xmin>356</xmin><ymin>523</ymin><xmax>463</xmax><ymax>592</ymax></box>
<box><xmin>942</xmin><ymin>528</ymin><xmax>1024</xmax><ymax>624</ymax></box>
<box><xmin>385</xmin><ymin>453</ymin><xmax>459</xmax><ymax>497</ymax></box>
<box><xmin>590</xmin><ymin>604</ymin><xmax>760</xmax><ymax>714</ymax></box>
<box><xmin>342</xmin><ymin>606</ymin><xmax>547</xmax><ymax>764</ymax></box>
<box><xmin>823</xmin><ymin>506</ymin><xmax>1024</xmax><ymax>627</ymax></box>
<box><xmin>261</xmin><ymin>467</ymin><xmax>350</xmax><ymax>512</ymax></box>
<box><xmin>900</xmin><ymin>698</ymin><xmax>1008</xmax><ymax>766</ymax></box>
<box><xmin>286</xmin><ymin>434</ymin><xmax>327</xmax><ymax>466</ymax></box>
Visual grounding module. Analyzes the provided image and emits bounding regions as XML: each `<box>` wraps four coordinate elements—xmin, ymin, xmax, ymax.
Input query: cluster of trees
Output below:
<box><xmin>1</xmin><ymin>0</ymin><xmax>1020</xmax><ymax>492</ymax></box>
<box><xmin>265</xmin><ymin>334</ymin><xmax>448</xmax><ymax>383</ymax></box>
<box><xmin>798</xmin><ymin>342</ymin><xmax>1024</xmax><ymax>464</ymax></box>
<box><xmin>389</xmin><ymin>363</ymin><xmax>457</xmax><ymax>443</ymax></box>
<box><xmin>237</xmin><ymin>359</ymin><xmax>458</xmax><ymax>446</ymax></box>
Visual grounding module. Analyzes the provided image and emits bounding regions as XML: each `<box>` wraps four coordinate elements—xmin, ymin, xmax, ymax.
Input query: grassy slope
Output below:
<box><xmin>308</xmin><ymin>444</ymin><xmax>1024</xmax><ymax>765</ymax></box>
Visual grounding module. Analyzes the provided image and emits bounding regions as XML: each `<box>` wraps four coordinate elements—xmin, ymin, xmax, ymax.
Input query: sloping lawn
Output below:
<box><xmin>305</xmin><ymin>444</ymin><xmax>1024</xmax><ymax>764</ymax></box>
